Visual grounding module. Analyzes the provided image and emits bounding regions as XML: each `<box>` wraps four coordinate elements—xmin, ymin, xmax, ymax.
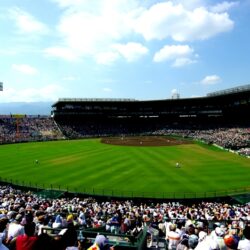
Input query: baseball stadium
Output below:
<box><xmin>0</xmin><ymin>84</ymin><xmax>250</xmax><ymax>249</ymax></box>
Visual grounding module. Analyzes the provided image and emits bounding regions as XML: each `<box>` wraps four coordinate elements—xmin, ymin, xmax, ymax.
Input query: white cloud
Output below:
<box><xmin>154</xmin><ymin>45</ymin><xmax>193</xmax><ymax>62</ymax></box>
<box><xmin>44</xmin><ymin>47</ymin><xmax>79</xmax><ymax>61</ymax></box>
<box><xmin>12</xmin><ymin>64</ymin><xmax>38</xmax><ymax>75</ymax></box>
<box><xmin>113</xmin><ymin>42</ymin><xmax>148</xmax><ymax>62</ymax></box>
<box><xmin>103</xmin><ymin>88</ymin><xmax>112</xmax><ymax>92</ymax></box>
<box><xmin>95</xmin><ymin>52</ymin><xmax>120</xmax><ymax>65</ymax></box>
<box><xmin>9</xmin><ymin>7</ymin><xmax>49</xmax><ymax>34</ymax></box>
<box><xmin>153</xmin><ymin>45</ymin><xmax>196</xmax><ymax>67</ymax></box>
<box><xmin>172</xmin><ymin>57</ymin><xmax>197</xmax><ymax>67</ymax></box>
<box><xmin>201</xmin><ymin>75</ymin><xmax>221</xmax><ymax>85</ymax></box>
<box><xmin>134</xmin><ymin>2</ymin><xmax>234</xmax><ymax>41</ymax></box>
<box><xmin>48</xmin><ymin>0</ymin><xmax>235</xmax><ymax>63</ymax></box>
<box><xmin>173</xmin><ymin>0</ymin><xmax>205</xmax><ymax>9</ymax></box>
<box><xmin>210</xmin><ymin>1</ymin><xmax>239</xmax><ymax>13</ymax></box>
<box><xmin>53</xmin><ymin>1</ymin><xmax>138</xmax><ymax>57</ymax></box>
<box><xmin>0</xmin><ymin>84</ymin><xmax>65</xmax><ymax>102</ymax></box>
<box><xmin>95</xmin><ymin>42</ymin><xmax>148</xmax><ymax>64</ymax></box>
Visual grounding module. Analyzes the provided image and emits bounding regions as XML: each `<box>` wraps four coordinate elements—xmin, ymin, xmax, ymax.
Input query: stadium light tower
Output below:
<box><xmin>171</xmin><ymin>89</ymin><xmax>180</xmax><ymax>99</ymax></box>
<box><xmin>13</xmin><ymin>114</ymin><xmax>25</xmax><ymax>140</ymax></box>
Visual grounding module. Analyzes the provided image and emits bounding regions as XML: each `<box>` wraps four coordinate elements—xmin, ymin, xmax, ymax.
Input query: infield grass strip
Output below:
<box><xmin>0</xmin><ymin>139</ymin><xmax>249</xmax><ymax>198</ymax></box>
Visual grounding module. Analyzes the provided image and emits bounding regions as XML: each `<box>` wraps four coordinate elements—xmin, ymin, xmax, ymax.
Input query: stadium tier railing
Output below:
<box><xmin>0</xmin><ymin>177</ymin><xmax>249</xmax><ymax>200</ymax></box>
<box><xmin>40</xmin><ymin>225</ymin><xmax>147</xmax><ymax>250</ymax></box>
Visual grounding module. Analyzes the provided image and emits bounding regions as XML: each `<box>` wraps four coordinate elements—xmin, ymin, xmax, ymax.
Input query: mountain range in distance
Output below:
<box><xmin>0</xmin><ymin>102</ymin><xmax>53</xmax><ymax>115</ymax></box>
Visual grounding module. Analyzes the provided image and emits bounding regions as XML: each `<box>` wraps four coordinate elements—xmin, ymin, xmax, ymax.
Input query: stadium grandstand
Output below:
<box><xmin>0</xmin><ymin>85</ymin><xmax>250</xmax><ymax>249</ymax></box>
<box><xmin>52</xmin><ymin>84</ymin><xmax>250</xmax><ymax>136</ymax></box>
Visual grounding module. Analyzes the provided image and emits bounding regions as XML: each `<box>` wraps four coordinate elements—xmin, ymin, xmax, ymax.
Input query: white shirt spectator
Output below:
<box><xmin>238</xmin><ymin>239</ymin><xmax>250</xmax><ymax>250</ymax></box>
<box><xmin>7</xmin><ymin>221</ymin><xmax>24</xmax><ymax>240</ymax></box>
<box><xmin>167</xmin><ymin>224</ymin><xmax>181</xmax><ymax>250</ymax></box>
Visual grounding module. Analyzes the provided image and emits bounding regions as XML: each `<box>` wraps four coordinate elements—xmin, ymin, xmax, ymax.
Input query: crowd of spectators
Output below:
<box><xmin>151</xmin><ymin>126</ymin><xmax>250</xmax><ymax>156</ymax></box>
<box><xmin>56</xmin><ymin>119</ymin><xmax>250</xmax><ymax>154</ymax></box>
<box><xmin>0</xmin><ymin>185</ymin><xmax>249</xmax><ymax>249</ymax></box>
<box><xmin>0</xmin><ymin>116</ymin><xmax>63</xmax><ymax>144</ymax></box>
<box><xmin>57</xmin><ymin>120</ymin><xmax>153</xmax><ymax>139</ymax></box>
<box><xmin>1</xmin><ymin>115</ymin><xmax>250</xmax><ymax>155</ymax></box>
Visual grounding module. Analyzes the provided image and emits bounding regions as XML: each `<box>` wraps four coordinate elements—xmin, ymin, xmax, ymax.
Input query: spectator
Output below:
<box><xmin>6</xmin><ymin>214</ymin><xmax>24</xmax><ymax>246</ymax></box>
<box><xmin>0</xmin><ymin>217</ymin><xmax>9</xmax><ymax>250</ymax></box>
<box><xmin>188</xmin><ymin>234</ymin><xmax>198</xmax><ymax>249</ymax></box>
<box><xmin>238</xmin><ymin>226</ymin><xmax>250</xmax><ymax>250</ymax></box>
<box><xmin>87</xmin><ymin>235</ymin><xmax>113</xmax><ymax>250</ymax></box>
<box><xmin>167</xmin><ymin>224</ymin><xmax>181</xmax><ymax>250</ymax></box>
<box><xmin>15</xmin><ymin>222</ymin><xmax>38</xmax><ymax>250</ymax></box>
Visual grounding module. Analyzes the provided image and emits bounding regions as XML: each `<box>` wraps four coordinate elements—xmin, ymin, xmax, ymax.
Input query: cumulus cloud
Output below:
<box><xmin>153</xmin><ymin>45</ymin><xmax>196</xmax><ymax>67</ymax></box>
<box><xmin>210</xmin><ymin>1</ymin><xmax>239</xmax><ymax>13</ymax></box>
<box><xmin>50</xmin><ymin>1</ymin><xmax>137</xmax><ymax>57</ymax></box>
<box><xmin>95</xmin><ymin>52</ymin><xmax>120</xmax><ymax>65</ymax></box>
<box><xmin>12</xmin><ymin>64</ymin><xmax>38</xmax><ymax>75</ymax></box>
<box><xmin>172</xmin><ymin>57</ymin><xmax>197</xmax><ymax>67</ymax></box>
<box><xmin>173</xmin><ymin>0</ymin><xmax>205</xmax><ymax>9</ymax></box>
<box><xmin>47</xmin><ymin>0</ymin><xmax>235</xmax><ymax>63</ymax></box>
<box><xmin>44</xmin><ymin>47</ymin><xmax>79</xmax><ymax>61</ymax></box>
<box><xmin>8</xmin><ymin>7</ymin><xmax>49</xmax><ymax>34</ymax></box>
<box><xmin>134</xmin><ymin>1</ymin><xmax>234</xmax><ymax>41</ymax></box>
<box><xmin>112</xmin><ymin>42</ymin><xmax>148</xmax><ymax>62</ymax></box>
<box><xmin>201</xmin><ymin>75</ymin><xmax>221</xmax><ymax>85</ymax></box>
<box><xmin>154</xmin><ymin>45</ymin><xmax>194</xmax><ymax>62</ymax></box>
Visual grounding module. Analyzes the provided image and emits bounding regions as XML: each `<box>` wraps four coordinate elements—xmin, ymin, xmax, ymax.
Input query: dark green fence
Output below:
<box><xmin>0</xmin><ymin>177</ymin><xmax>249</xmax><ymax>200</ymax></box>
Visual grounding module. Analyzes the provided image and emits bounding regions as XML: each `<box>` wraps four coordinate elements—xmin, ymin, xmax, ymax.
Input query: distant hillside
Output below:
<box><xmin>0</xmin><ymin>102</ymin><xmax>52</xmax><ymax>115</ymax></box>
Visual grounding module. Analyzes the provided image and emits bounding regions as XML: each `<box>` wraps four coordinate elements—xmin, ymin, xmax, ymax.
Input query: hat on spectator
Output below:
<box><xmin>0</xmin><ymin>214</ymin><xmax>7</xmax><ymax>220</ymax></box>
<box><xmin>7</xmin><ymin>211</ymin><xmax>15</xmax><ymax>219</ymax></box>
<box><xmin>215</xmin><ymin>227</ymin><xmax>225</xmax><ymax>237</ymax></box>
<box><xmin>15</xmin><ymin>214</ymin><xmax>22</xmax><ymax>222</ymax></box>
<box><xmin>188</xmin><ymin>234</ymin><xmax>198</xmax><ymax>249</ymax></box>
<box><xmin>169</xmin><ymin>224</ymin><xmax>177</xmax><ymax>231</ymax></box>
<box><xmin>19</xmin><ymin>207</ymin><xmax>25</xmax><ymax>214</ymax></box>
<box><xmin>52</xmin><ymin>215</ymin><xmax>62</xmax><ymax>229</ymax></box>
<box><xmin>224</xmin><ymin>234</ymin><xmax>239</xmax><ymax>249</ymax></box>
<box><xmin>67</xmin><ymin>214</ymin><xmax>73</xmax><ymax>222</ymax></box>
<box><xmin>94</xmin><ymin>235</ymin><xmax>109</xmax><ymax>249</ymax></box>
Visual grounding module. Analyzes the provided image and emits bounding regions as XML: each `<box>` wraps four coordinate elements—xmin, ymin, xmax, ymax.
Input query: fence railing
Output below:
<box><xmin>0</xmin><ymin>177</ymin><xmax>249</xmax><ymax>200</ymax></box>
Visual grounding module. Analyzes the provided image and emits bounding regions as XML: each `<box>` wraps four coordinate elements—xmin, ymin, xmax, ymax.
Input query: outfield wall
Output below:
<box><xmin>0</xmin><ymin>177</ymin><xmax>249</xmax><ymax>201</ymax></box>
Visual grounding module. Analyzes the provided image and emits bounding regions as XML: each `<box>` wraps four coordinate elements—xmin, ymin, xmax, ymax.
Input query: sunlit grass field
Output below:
<box><xmin>0</xmin><ymin>138</ymin><xmax>249</xmax><ymax>198</ymax></box>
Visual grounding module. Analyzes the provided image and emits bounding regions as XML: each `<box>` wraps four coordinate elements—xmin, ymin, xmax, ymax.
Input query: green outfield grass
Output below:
<box><xmin>0</xmin><ymin>138</ymin><xmax>249</xmax><ymax>198</ymax></box>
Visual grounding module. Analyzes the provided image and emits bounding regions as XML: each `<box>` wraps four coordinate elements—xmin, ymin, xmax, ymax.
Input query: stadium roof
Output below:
<box><xmin>207</xmin><ymin>84</ymin><xmax>250</xmax><ymax>97</ymax></box>
<box><xmin>57</xmin><ymin>98</ymin><xmax>138</xmax><ymax>102</ymax></box>
<box><xmin>53</xmin><ymin>84</ymin><xmax>250</xmax><ymax>106</ymax></box>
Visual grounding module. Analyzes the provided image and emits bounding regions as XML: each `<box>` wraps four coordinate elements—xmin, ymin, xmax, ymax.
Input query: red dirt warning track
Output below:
<box><xmin>101</xmin><ymin>136</ymin><xmax>192</xmax><ymax>146</ymax></box>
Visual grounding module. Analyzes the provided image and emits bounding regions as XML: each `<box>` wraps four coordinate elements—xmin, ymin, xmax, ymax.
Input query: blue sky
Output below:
<box><xmin>0</xmin><ymin>0</ymin><xmax>250</xmax><ymax>102</ymax></box>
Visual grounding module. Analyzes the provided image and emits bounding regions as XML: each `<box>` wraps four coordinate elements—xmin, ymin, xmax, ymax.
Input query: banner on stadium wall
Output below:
<box><xmin>12</xmin><ymin>114</ymin><xmax>25</xmax><ymax>118</ymax></box>
<box><xmin>0</xmin><ymin>82</ymin><xmax>3</xmax><ymax>91</ymax></box>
